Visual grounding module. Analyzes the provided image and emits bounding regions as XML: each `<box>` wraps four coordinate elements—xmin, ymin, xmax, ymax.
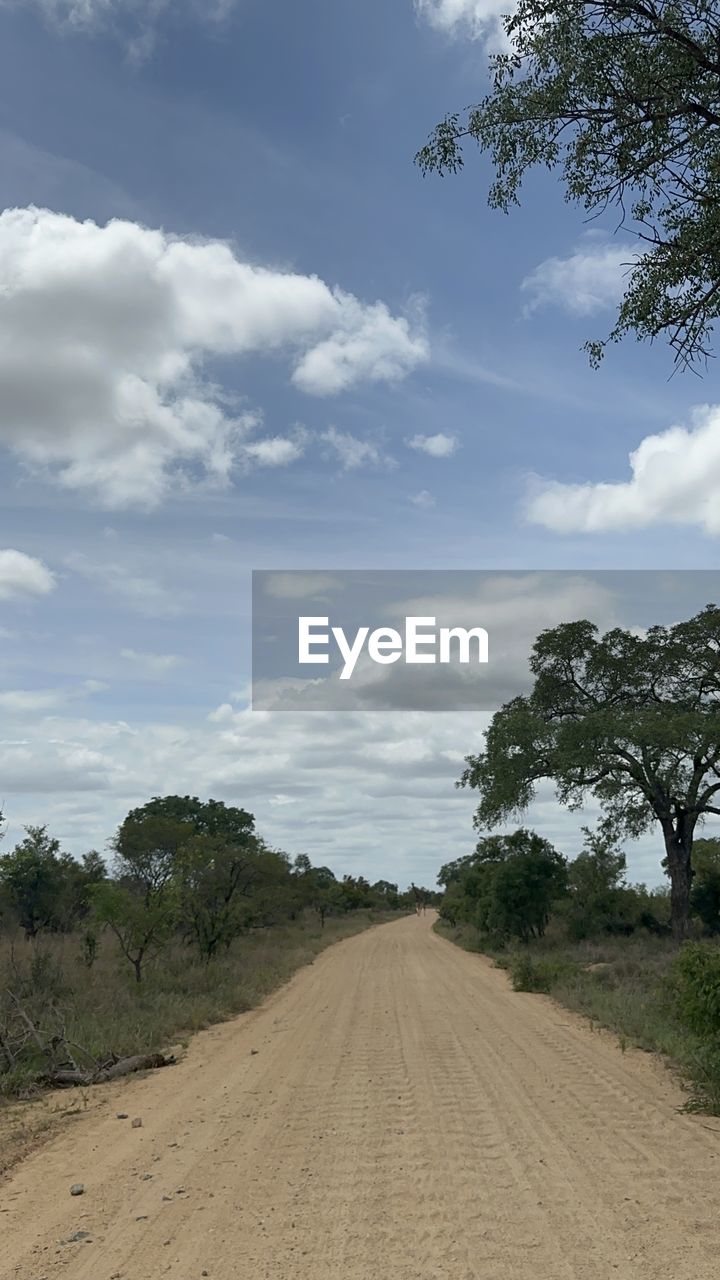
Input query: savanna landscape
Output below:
<box><xmin>2</xmin><ymin>601</ymin><xmax>720</xmax><ymax>1278</ymax></box>
<box><xmin>3</xmin><ymin>0</ymin><xmax>720</xmax><ymax>1276</ymax></box>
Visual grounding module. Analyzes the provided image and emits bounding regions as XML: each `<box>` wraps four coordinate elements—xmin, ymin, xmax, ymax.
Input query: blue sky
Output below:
<box><xmin>0</xmin><ymin>0</ymin><xmax>718</xmax><ymax>888</ymax></box>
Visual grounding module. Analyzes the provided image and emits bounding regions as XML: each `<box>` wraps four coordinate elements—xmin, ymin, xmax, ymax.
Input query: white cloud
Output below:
<box><xmin>526</xmin><ymin>404</ymin><xmax>720</xmax><ymax>535</ymax></box>
<box><xmin>0</xmin><ymin>207</ymin><xmax>427</xmax><ymax>509</ymax></box>
<box><xmin>0</xmin><ymin>573</ymin><xmax>706</xmax><ymax>885</ymax></box>
<box><xmin>120</xmin><ymin>648</ymin><xmax>184</xmax><ymax>676</ymax></box>
<box><xmin>320</xmin><ymin>426</ymin><xmax>394</xmax><ymax>472</ymax></box>
<box><xmin>0</xmin><ymin>549</ymin><xmax>55</xmax><ymax>600</ymax></box>
<box><xmin>293</xmin><ymin>296</ymin><xmax>428</xmax><ymax>396</ymax></box>
<box><xmin>0</xmin><ymin>1</ymin><xmax>236</xmax><ymax>62</ymax></box>
<box><xmin>0</xmin><ymin>699</ymin><xmax>485</xmax><ymax>886</ymax></box>
<box><xmin>521</xmin><ymin>237</ymin><xmax>634</xmax><ymax>316</ymax></box>
<box><xmin>406</xmin><ymin>432</ymin><xmax>458</xmax><ymax>458</ymax></box>
<box><xmin>409</xmin><ymin>489</ymin><xmax>436</xmax><ymax>508</ymax></box>
<box><xmin>415</xmin><ymin>0</ymin><xmax>511</xmax><ymax>43</ymax></box>
<box><xmin>242</xmin><ymin>436</ymin><xmax>306</xmax><ymax>468</ymax></box>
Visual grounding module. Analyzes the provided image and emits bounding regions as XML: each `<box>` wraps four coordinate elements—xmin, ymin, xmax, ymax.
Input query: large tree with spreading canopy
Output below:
<box><xmin>417</xmin><ymin>0</ymin><xmax>720</xmax><ymax>367</ymax></box>
<box><xmin>459</xmin><ymin>605</ymin><xmax>720</xmax><ymax>937</ymax></box>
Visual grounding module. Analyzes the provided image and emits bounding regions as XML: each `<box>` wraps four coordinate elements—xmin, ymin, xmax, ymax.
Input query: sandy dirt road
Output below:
<box><xmin>1</xmin><ymin>913</ymin><xmax>718</xmax><ymax>1280</ymax></box>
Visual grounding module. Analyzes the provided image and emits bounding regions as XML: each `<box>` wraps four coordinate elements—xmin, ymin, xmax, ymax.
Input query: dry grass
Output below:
<box><xmin>0</xmin><ymin>910</ymin><xmax>395</xmax><ymax>1099</ymax></box>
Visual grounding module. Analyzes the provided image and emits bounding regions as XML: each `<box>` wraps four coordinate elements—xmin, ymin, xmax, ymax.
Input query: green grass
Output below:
<box><xmin>435</xmin><ymin>919</ymin><xmax>720</xmax><ymax>1113</ymax></box>
<box><xmin>0</xmin><ymin>910</ymin><xmax>395</xmax><ymax>1098</ymax></box>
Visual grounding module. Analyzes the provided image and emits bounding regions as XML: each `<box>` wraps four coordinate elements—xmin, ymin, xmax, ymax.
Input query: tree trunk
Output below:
<box><xmin>664</xmin><ymin>830</ymin><xmax>693</xmax><ymax>940</ymax></box>
<box><xmin>133</xmin><ymin>956</ymin><xmax>143</xmax><ymax>984</ymax></box>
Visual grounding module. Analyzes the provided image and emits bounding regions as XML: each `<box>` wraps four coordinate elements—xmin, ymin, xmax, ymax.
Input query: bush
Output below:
<box><xmin>673</xmin><ymin>943</ymin><xmax>720</xmax><ymax>1039</ymax></box>
<box><xmin>509</xmin><ymin>953</ymin><xmax>578</xmax><ymax>993</ymax></box>
<box><xmin>672</xmin><ymin>942</ymin><xmax>720</xmax><ymax>1113</ymax></box>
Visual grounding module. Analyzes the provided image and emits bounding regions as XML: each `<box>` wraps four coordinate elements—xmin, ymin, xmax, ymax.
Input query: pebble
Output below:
<box><xmin>69</xmin><ymin>1231</ymin><xmax>91</xmax><ymax>1243</ymax></box>
<box><xmin>70</xmin><ymin>1184</ymin><xmax>85</xmax><ymax>1197</ymax></box>
<box><xmin>131</xmin><ymin>1117</ymin><xmax>143</xmax><ymax>1129</ymax></box>
<box><xmin>116</xmin><ymin>1113</ymin><xmax>129</xmax><ymax>1120</ymax></box>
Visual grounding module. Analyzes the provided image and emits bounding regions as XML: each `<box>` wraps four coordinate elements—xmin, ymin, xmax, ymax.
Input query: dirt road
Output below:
<box><xmin>2</xmin><ymin>914</ymin><xmax>718</xmax><ymax>1280</ymax></box>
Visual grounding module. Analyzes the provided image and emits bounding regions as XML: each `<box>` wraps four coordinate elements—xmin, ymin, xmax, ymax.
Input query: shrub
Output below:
<box><xmin>510</xmin><ymin>954</ymin><xmax>551</xmax><ymax>992</ymax></box>
<box><xmin>673</xmin><ymin>943</ymin><xmax>720</xmax><ymax>1039</ymax></box>
<box><xmin>509</xmin><ymin>953</ymin><xmax>578</xmax><ymax>993</ymax></box>
<box><xmin>672</xmin><ymin>942</ymin><xmax>720</xmax><ymax>1113</ymax></box>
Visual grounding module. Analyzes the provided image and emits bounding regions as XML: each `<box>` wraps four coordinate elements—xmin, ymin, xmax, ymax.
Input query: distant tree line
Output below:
<box><xmin>439</xmin><ymin>826</ymin><xmax>720</xmax><ymax>946</ymax></box>
<box><xmin>0</xmin><ymin>795</ymin><xmax>426</xmax><ymax>981</ymax></box>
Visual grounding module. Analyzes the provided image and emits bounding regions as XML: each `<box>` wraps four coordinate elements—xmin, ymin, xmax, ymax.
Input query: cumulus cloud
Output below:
<box><xmin>0</xmin><ymin>699</ymin><xmax>487</xmax><ymax>886</ymax></box>
<box><xmin>521</xmin><ymin>237</ymin><xmax>634</xmax><ymax>316</ymax></box>
<box><xmin>0</xmin><ymin>207</ymin><xmax>427</xmax><ymax>508</ymax></box>
<box><xmin>415</xmin><ymin>0</ymin><xmax>511</xmax><ymax>43</ymax></box>
<box><xmin>1</xmin><ymin>573</ymin><xmax>710</xmax><ymax>881</ymax></box>
<box><xmin>292</xmin><ymin>296</ymin><xmax>427</xmax><ymax>397</ymax></box>
<box><xmin>0</xmin><ymin>549</ymin><xmax>55</xmax><ymax>600</ymax></box>
<box><xmin>241</xmin><ymin>435</ymin><xmax>306</xmax><ymax>468</ymax></box>
<box><xmin>406</xmin><ymin>432</ymin><xmax>458</xmax><ymax>458</ymax></box>
<box><xmin>526</xmin><ymin>404</ymin><xmax>720</xmax><ymax>535</ymax></box>
<box><xmin>320</xmin><ymin>427</ymin><xmax>394</xmax><ymax>472</ymax></box>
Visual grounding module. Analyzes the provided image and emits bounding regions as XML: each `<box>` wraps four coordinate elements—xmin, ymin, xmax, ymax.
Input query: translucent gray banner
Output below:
<box><xmin>251</xmin><ymin>570</ymin><xmax>720</xmax><ymax>712</ymax></box>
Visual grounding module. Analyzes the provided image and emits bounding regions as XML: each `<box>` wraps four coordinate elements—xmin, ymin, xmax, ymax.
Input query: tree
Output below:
<box><xmin>459</xmin><ymin>606</ymin><xmax>720</xmax><ymax>939</ymax></box>
<box><xmin>438</xmin><ymin>829</ymin><xmax>566</xmax><ymax>940</ymax></box>
<box><xmin>416</xmin><ymin>0</ymin><xmax>720</xmax><ymax>368</ymax></box>
<box><xmin>338</xmin><ymin>875</ymin><xmax>373</xmax><ymax>911</ymax></box>
<box><xmin>92</xmin><ymin>879</ymin><xmax>178</xmax><ymax>983</ymax></box>
<box><xmin>0</xmin><ymin>827</ymin><xmax>65</xmax><ymax>937</ymax></box>
<box><xmin>113</xmin><ymin>814</ymin><xmax>192</xmax><ymax>902</ymax></box>
<box><xmin>0</xmin><ymin>828</ymin><xmax>103</xmax><ymax>937</ymax></box>
<box><xmin>99</xmin><ymin>811</ymin><xmax>193</xmax><ymax>981</ymax></box>
<box><xmin>371</xmin><ymin>879</ymin><xmax>400</xmax><ymax>909</ymax></box>
<box><xmin>102</xmin><ymin>797</ymin><xmax>261</xmax><ymax>975</ymax></box>
<box><xmin>307</xmin><ymin>868</ymin><xmax>343</xmax><ymax>928</ymax></box>
<box><xmin>123</xmin><ymin>795</ymin><xmax>255</xmax><ymax>847</ymax></box>
<box><xmin>487</xmin><ymin>832</ymin><xmax>568</xmax><ymax>942</ymax></box>
<box><xmin>690</xmin><ymin>837</ymin><xmax>720</xmax><ymax>933</ymax></box>
<box><xmin>566</xmin><ymin>827</ymin><xmax>630</xmax><ymax>938</ymax></box>
<box><xmin>177</xmin><ymin>835</ymin><xmax>284</xmax><ymax>959</ymax></box>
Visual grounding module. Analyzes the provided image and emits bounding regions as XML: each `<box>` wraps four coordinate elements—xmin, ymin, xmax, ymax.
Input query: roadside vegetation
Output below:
<box><xmin>440</xmin><ymin>604</ymin><xmax>720</xmax><ymax>1114</ymax></box>
<box><xmin>437</xmin><ymin>829</ymin><xmax>720</xmax><ymax>1114</ymax></box>
<box><xmin>0</xmin><ymin>796</ymin><xmax>423</xmax><ymax>1098</ymax></box>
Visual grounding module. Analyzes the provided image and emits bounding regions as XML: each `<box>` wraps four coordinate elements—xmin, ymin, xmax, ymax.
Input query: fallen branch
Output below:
<box><xmin>38</xmin><ymin>1051</ymin><xmax>175</xmax><ymax>1087</ymax></box>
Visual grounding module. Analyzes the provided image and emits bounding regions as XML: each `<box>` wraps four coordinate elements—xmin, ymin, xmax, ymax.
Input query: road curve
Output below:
<box><xmin>1</xmin><ymin>913</ymin><xmax>718</xmax><ymax>1279</ymax></box>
